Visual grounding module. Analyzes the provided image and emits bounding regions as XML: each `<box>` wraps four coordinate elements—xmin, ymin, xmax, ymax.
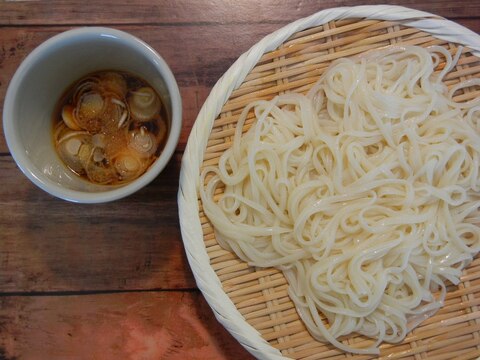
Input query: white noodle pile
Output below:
<box><xmin>199</xmin><ymin>45</ymin><xmax>480</xmax><ymax>354</ymax></box>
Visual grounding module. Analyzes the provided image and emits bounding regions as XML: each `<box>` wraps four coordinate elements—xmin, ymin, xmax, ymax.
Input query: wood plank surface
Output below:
<box><xmin>0</xmin><ymin>1</ymin><xmax>479</xmax><ymax>359</ymax></box>
<box><xmin>0</xmin><ymin>291</ymin><xmax>253</xmax><ymax>360</ymax></box>
<box><xmin>0</xmin><ymin>0</ymin><xmax>477</xmax><ymax>25</ymax></box>
<box><xmin>0</xmin><ymin>153</ymin><xmax>199</xmax><ymax>292</ymax></box>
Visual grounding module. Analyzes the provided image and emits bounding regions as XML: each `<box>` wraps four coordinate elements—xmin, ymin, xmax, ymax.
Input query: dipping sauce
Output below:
<box><xmin>53</xmin><ymin>70</ymin><xmax>168</xmax><ymax>185</ymax></box>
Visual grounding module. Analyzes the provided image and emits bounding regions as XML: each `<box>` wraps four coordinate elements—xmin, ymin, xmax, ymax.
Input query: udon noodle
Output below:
<box><xmin>199</xmin><ymin>45</ymin><xmax>480</xmax><ymax>354</ymax></box>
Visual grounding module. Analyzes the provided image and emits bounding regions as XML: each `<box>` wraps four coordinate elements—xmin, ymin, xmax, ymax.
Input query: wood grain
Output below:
<box><xmin>0</xmin><ymin>291</ymin><xmax>254</xmax><ymax>360</ymax></box>
<box><xmin>0</xmin><ymin>153</ymin><xmax>197</xmax><ymax>292</ymax></box>
<box><xmin>0</xmin><ymin>1</ymin><xmax>479</xmax><ymax>359</ymax></box>
<box><xmin>0</xmin><ymin>0</ymin><xmax>478</xmax><ymax>25</ymax></box>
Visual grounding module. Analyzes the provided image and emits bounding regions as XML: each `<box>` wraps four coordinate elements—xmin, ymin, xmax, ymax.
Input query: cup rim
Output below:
<box><xmin>3</xmin><ymin>27</ymin><xmax>182</xmax><ymax>203</ymax></box>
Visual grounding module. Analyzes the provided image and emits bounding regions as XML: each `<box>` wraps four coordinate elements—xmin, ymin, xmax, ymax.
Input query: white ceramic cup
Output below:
<box><xmin>3</xmin><ymin>27</ymin><xmax>182</xmax><ymax>203</ymax></box>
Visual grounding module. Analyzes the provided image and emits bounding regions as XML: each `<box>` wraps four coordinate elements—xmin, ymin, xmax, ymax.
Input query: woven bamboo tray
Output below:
<box><xmin>179</xmin><ymin>5</ymin><xmax>480</xmax><ymax>359</ymax></box>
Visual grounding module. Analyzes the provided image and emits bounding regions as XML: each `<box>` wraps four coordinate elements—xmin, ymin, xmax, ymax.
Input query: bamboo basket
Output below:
<box><xmin>178</xmin><ymin>5</ymin><xmax>480</xmax><ymax>359</ymax></box>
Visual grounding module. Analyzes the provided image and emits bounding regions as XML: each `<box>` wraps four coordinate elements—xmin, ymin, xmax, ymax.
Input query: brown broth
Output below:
<box><xmin>53</xmin><ymin>70</ymin><xmax>169</xmax><ymax>186</ymax></box>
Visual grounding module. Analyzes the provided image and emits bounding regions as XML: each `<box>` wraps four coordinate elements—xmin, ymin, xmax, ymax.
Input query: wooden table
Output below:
<box><xmin>0</xmin><ymin>1</ymin><xmax>479</xmax><ymax>359</ymax></box>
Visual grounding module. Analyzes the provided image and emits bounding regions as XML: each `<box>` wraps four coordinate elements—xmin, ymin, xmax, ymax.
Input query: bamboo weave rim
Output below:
<box><xmin>197</xmin><ymin>19</ymin><xmax>480</xmax><ymax>359</ymax></box>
